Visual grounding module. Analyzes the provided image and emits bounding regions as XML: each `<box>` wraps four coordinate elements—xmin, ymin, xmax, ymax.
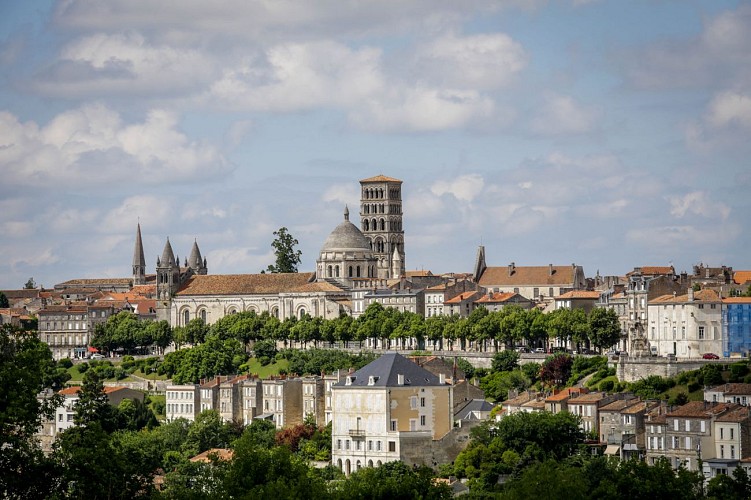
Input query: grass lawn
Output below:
<box><xmin>662</xmin><ymin>384</ymin><xmax>705</xmax><ymax>402</ymax></box>
<box><xmin>243</xmin><ymin>357</ymin><xmax>290</xmax><ymax>378</ymax></box>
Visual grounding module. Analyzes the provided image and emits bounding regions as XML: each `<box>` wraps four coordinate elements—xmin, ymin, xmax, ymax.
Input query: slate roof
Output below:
<box><xmin>176</xmin><ymin>273</ymin><xmax>316</xmax><ymax>296</ymax></box>
<box><xmin>479</xmin><ymin>265</ymin><xmax>576</xmax><ymax>286</ymax></box>
<box><xmin>454</xmin><ymin>399</ymin><xmax>495</xmax><ymax>420</ymax></box>
<box><xmin>360</xmin><ymin>175</ymin><xmax>402</xmax><ymax>183</ymax></box>
<box><xmin>334</xmin><ymin>352</ymin><xmax>444</xmax><ymax>387</ymax></box>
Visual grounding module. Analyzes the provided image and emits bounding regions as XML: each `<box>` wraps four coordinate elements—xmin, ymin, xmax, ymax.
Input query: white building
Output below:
<box><xmin>647</xmin><ymin>288</ymin><xmax>723</xmax><ymax>358</ymax></box>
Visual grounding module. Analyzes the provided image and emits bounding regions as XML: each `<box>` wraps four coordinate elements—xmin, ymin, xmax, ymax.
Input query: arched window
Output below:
<box><xmin>199</xmin><ymin>309</ymin><xmax>207</xmax><ymax>323</ymax></box>
<box><xmin>364</xmin><ymin>220</ymin><xmax>369</xmax><ymax>231</ymax></box>
<box><xmin>368</xmin><ymin>459</ymin><xmax>373</xmax><ymax>467</ymax></box>
<box><xmin>348</xmin><ymin>266</ymin><xmax>353</xmax><ymax>277</ymax></box>
<box><xmin>298</xmin><ymin>308</ymin><xmax>306</xmax><ymax>319</ymax></box>
<box><xmin>371</xmin><ymin>218</ymin><xmax>377</xmax><ymax>231</ymax></box>
<box><xmin>227</xmin><ymin>308</ymin><xmax>238</xmax><ymax>315</ymax></box>
<box><xmin>271</xmin><ymin>306</ymin><xmax>279</xmax><ymax>318</ymax></box>
<box><xmin>328</xmin><ymin>265</ymin><xmax>332</xmax><ymax>277</ymax></box>
<box><xmin>183</xmin><ymin>309</ymin><xmax>189</xmax><ymax>325</ymax></box>
<box><xmin>335</xmin><ymin>265</ymin><xmax>340</xmax><ymax>278</ymax></box>
<box><xmin>356</xmin><ymin>266</ymin><xmax>361</xmax><ymax>277</ymax></box>
<box><xmin>379</xmin><ymin>219</ymin><xmax>385</xmax><ymax>231</ymax></box>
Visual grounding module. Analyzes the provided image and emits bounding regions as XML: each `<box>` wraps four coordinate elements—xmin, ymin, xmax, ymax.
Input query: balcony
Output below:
<box><xmin>349</xmin><ymin>429</ymin><xmax>366</xmax><ymax>438</ymax></box>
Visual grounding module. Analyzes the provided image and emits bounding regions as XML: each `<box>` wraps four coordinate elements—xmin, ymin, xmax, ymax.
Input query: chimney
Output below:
<box><xmin>549</xmin><ymin>264</ymin><xmax>553</xmax><ymax>276</ymax></box>
<box><xmin>508</xmin><ymin>262</ymin><xmax>515</xmax><ymax>276</ymax></box>
<box><xmin>439</xmin><ymin>373</ymin><xmax>445</xmax><ymax>385</ymax></box>
<box><xmin>397</xmin><ymin>374</ymin><xmax>405</xmax><ymax>385</ymax></box>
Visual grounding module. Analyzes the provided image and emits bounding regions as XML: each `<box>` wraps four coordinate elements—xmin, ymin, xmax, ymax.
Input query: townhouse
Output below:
<box><xmin>705</xmin><ymin>383</ymin><xmax>751</xmax><ymax>406</ymax></box>
<box><xmin>261</xmin><ymin>377</ymin><xmax>303</xmax><ymax>429</ymax></box>
<box><xmin>703</xmin><ymin>406</ymin><xmax>751</xmax><ymax>478</ymax></box>
<box><xmin>330</xmin><ymin>352</ymin><xmax>453</xmax><ymax>475</ymax></box>
<box><xmin>165</xmin><ymin>384</ymin><xmax>200</xmax><ymax>422</ymax></box>
<box><xmin>567</xmin><ymin>392</ymin><xmax>618</xmax><ymax>436</ymax></box>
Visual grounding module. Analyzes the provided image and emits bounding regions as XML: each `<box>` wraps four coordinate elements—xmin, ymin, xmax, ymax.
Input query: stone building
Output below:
<box><xmin>261</xmin><ymin>377</ymin><xmax>303</xmax><ymax>429</ymax></box>
<box><xmin>704</xmin><ymin>405</ymin><xmax>751</xmax><ymax>478</ymax></box>
<box><xmin>330</xmin><ymin>352</ymin><xmax>452</xmax><ymax>475</ymax></box>
<box><xmin>359</xmin><ymin>175</ymin><xmax>405</xmax><ymax>279</ymax></box>
<box><xmin>37</xmin><ymin>304</ymin><xmax>90</xmax><ymax>360</ymax></box>
<box><xmin>165</xmin><ymin>384</ymin><xmax>200</xmax><ymax>422</ymax></box>
<box><xmin>647</xmin><ymin>288</ymin><xmax>723</xmax><ymax>358</ymax></box>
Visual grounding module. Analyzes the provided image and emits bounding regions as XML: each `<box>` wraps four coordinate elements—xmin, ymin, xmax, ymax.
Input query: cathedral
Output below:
<box><xmin>138</xmin><ymin>175</ymin><xmax>406</xmax><ymax>326</ymax></box>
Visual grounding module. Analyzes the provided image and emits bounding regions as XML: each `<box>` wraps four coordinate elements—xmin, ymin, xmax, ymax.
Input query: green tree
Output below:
<box><xmin>0</xmin><ymin>326</ymin><xmax>62</xmax><ymax>498</ymax></box>
<box><xmin>492</xmin><ymin>350</ymin><xmax>520</xmax><ymax>373</ymax></box>
<box><xmin>0</xmin><ymin>292</ymin><xmax>9</xmax><ymax>308</ymax></box>
<box><xmin>332</xmin><ymin>461</ymin><xmax>452</xmax><ymax>500</ymax></box>
<box><xmin>264</xmin><ymin>226</ymin><xmax>302</xmax><ymax>273</ymax></box>
<box><xmin>182</xmin><ymin>410</ymin><xmax>236</xmax><ymax>456</ymax></box>
<box><xmin>588</xmin><ymin>308</ymin><xmax>622</xmax><ymax>352</ymax></box>
<box><xmin>707</xmin><ymin>466</ymin><xmax>751</xmax><ymax>500</ymax></box>
<box><xmin>74</xmin><ymin>370</ymin><xmax>121</xmax><ymax>432</ymax></box>
<box><xmin>24</xmin><ymin>277</ymin><xmax>36</xmax><ymax>289</ymax></box>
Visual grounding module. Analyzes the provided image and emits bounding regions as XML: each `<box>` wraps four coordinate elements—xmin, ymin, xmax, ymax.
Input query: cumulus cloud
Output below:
<box><xmin>669</xmin><ymin>191</ymin><xmax>731</xmax><ymax>221</ymax></box>
<box><xmin>101</xmin><ymin>196</ymin><xmax>173</xmax><ymax>233</ymax></box>
<box><xmin>322</xmin><ymin>183</ymin><xmax>359</xmax><ymax>206</ymax></box>
<box><xmin>529</xmin><ymin>94</ymin><xmax>598</xmax><ymax>135</ymax></box>
<box><xmin>33</xmin><ymin>32</ymin><xmax>216</xmax><ymax>97</ymax></box>
<box><xmin>412</xmin><ymin>32</ymin><xmax>527</xmax><ymax>90</ymax></box>
<box><xmin>430</xmin><ymin>174</ymin><xmax>485</xmax><ymax>202</ymax></box>
<box><xmin>0</xmin><ymin>104</ymin><xmax>227</xmax><ymax>190</ymax></box>
<box><xmin>705</xmin><ymin>91</ymin><xmax>751</xmax><ymax>129</ymax></box>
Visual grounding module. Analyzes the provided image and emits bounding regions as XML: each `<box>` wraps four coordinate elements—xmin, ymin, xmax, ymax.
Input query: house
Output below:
<box><xmin>261</xmin><ymin>377</ymin><xmax>303</xmax><ymax>429</ymax></box>
<box><xmin>302</xmin><ymin>376</ymin><xmax>326</xmax><ymax>426</ymax></box>
<box><xmin>165</xmin><ymin>384</ymin><xmax>200</xmax><ymax>422</ymax></box>
<box><xmin>454</xmin><ymin>400</ymin><xmax>495</xmax><ymax>423</ymax></box>
<box><xmin>703</xmin><ymin>405</ymin><xmax>751</xmax><ymax>479</ymax></box>
<box><xmin>659</xmin><ymin>401</ymin><xmax>739</xmax><ymax>472</ymax></box>
<box><xmin>37</xmin><ymin>305</ymin><xmax>90</xmax><ymax>360</ymax></box>
<box><xmin>647</xmin><ymin>288</ymin><xmax>723</xmax><ymax>358</ymax></box>
<box><xmin>545</xmin><ymin>387</ymin><xmax>588</xmax><ymax>414</ymax></box>
<box><xmin>444</xmin><ymin>291</ymin><xmax>484</xmax><ymax>318</ymax></box>
<box><xmin>240</xmin><ymin>378</ymin><xmax>263</xmax><ymax>425</ymax></box>
<box><xmin>620</xmin><ymin>400</ymin><xmax>659</xmax><ymax>460</ymax></box>
<box><xmin>54</xmin><ymin>385</ymin><xmax>143</xmax><ymax>436</ymax></box>
<box><xmin>218</xmin><ymin>375</ymin><xmax>248</xmax><ymax>423</ymax></box>
<box><xmin>323</xmin><ymin>371</ymin><xmax>344</xmax><ymax>425</ymax></box>
<box><xmin>473</xmin><ymin>246</ymin><xmax>586</xmax><ymax>303</ymax></box>
<box><xmin>424</xmin><ymin>279</ymin><xmax>482</xmax><ymax>319</ymax></box>
<box><xmin>598</xmin><ymin>395</ymin><xmax>640</xmax><ymax>458</ymax></box>
<box><xmin>567</xmin><ymin>392</ymin><xmax>617</xmax><ymax>437</ymax></box>
<box><xmin>330</xmin><ymin>352</ymin><xmax>453</xmax><ymax>475</ymax></box>
<box><xmin>503</xmin><ymin>390</ymin><xmax>539</xmax><ymax>416</ymax></box>
<box><xmin>474</xmin><ymin>292</ymin><xmax>534</xmax><ymax>312</ymax></box>
<box><xmin>554</xmin><ymin>290</ymin><xmax>602</xmax><ymax>313</ymax></box>
<box><xmin>705</xmin><ymin>383</ymin><xmax>751</xmax><ymax>406</ymax></box>
<box><xmin>645</xmin><ymin>402</ymin><xmax>671</xmax><ymax>465</ymax></box>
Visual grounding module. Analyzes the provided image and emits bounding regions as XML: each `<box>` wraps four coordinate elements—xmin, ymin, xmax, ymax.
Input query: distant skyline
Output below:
<box><xmin>1</xmin><ymin>1</ymin><xmax>750</xmax><ymax>289</ymax></box>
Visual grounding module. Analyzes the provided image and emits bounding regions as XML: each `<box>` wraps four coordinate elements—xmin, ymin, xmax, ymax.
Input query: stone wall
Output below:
<box><xmin>615</xmin><ymin>355</ymin><xmax>709</xmax><ymax>382</ymax></box>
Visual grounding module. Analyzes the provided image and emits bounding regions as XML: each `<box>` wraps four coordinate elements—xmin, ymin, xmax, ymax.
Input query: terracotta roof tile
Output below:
<box><xmin>706</xmin><ymin>383</ymin><xmax>751</xmax><ymax>396</ymax></box>
<box><xmin>546</xmin><ymin>387</ymin><xmax>588</xmax><ymax>402</ymax></box>
<box><xmin>360</xmin><ymin>175</ymin><xmax>402</xmax><ymax>183</ymax></box>
<box><xmin>627</xmin><ymin>266</ymin><xmax>675</xmax><ymax>276</ymax></box>
<box><xmin>177</xmin><ymin>273</ymin><xmax>315</xmax><ymax>296</ymax></box>
<box><xmin>599</xmin><ymin>398</ymin><xmax>639</xmax><ymax>412</ymax></box>
<box><xmin>716</xmin><ymin>406</ymin><xmax>751</xmax><ymax>423</ymax></box>
<box><xmin>475</xmin><ymin>292</ymin><xmax>518</xmax><ymax>304</ymax></box>
<box><xmin>57</xmin><ymin>278</ymin><xmax>133</xmax><ymax>286</ymax></box>
<box><xmin>479</xmin><ymin>265</ymin><xmax>577</xmax><ymax>286</ymax></box>
<box><xmin>190</xmin><ymin>448</ymin><xmax>234</xmax><ymax>462</ymax></box>
<box><xmin>734</xmin><ymin>271</ymin><xmax>751</xmax><ymax>285</ymax></box>
<box><xmin>568</xmin><ymin>392</ymin><xmax>609</xmax><ymax>404</ymax></box>
<box><xmin>724</xmin><ymin>297</ymin><xmax>751</xmax><ymax>304</ymax></box>
<box><xmin>405</xmin><ymin>270</ymin><xmax>433</xmax><ymax>277</ymax></box>
<box><xmin>666</xmin><ymin>401</ymin><xmax>737</xmax><ymax>418</ymax></box>
<box><xmin>650</xmin><ymin>289</ymin><xmax>721</xmax><ymax>304</ymax></box>
<box><xmin>556</xmin><ymin>291</ymin><xmax>601</xmax><ymax>300</ymax></box>
<box><xmin>622</xmin><ymin>401</ymin><xmax>655</xmax><ymax>415</ymax></box>
<box><xmin>504</xmin><ymin>391</ymin><xmax>537</xmax><ymax>407</ymax></box>
<box><xmin>445</xmin><ymin>291</ymin><xmax>483</xmax><ymax>304</ymax></box>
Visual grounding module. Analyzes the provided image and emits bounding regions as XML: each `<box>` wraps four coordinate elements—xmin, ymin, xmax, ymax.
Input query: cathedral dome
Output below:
<box><xmin>320</xmin><ymin>207</ymin><xmax>371</xmax><ymax>252</ymax></box>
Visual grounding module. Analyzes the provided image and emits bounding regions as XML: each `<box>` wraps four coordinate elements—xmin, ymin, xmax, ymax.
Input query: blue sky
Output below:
<box><xmin>1</xmin><ymin>0</ymin><xmax>749</xmax><ymax>289</ymax></box>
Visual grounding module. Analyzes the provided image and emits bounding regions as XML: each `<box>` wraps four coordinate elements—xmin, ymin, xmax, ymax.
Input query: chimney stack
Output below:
<box><xmin>508</xmin><ymin>262</ymin><xmax>515</xmax><ymax>276</ymax></box>
<box><xmin>549</xmin><ymin>264</ymin><xmax>553</xmax><ymax>276</ymax></box>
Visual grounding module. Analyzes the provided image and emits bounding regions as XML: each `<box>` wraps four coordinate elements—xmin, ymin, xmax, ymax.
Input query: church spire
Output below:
<box><xmin>189</xmin><ymin>239</ymin><xmax>208</xmax><ymax>275</ymax></box>
<box><xmin>132</xmin><ymin>223</ymin><xmax>146</xmax><ymax>285</ymax></box>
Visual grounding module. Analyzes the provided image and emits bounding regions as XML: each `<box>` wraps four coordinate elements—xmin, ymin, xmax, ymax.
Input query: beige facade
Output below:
<box><xmin>331</xmin><ymin>353</ymin><xmax>452</xmax><ymax>475</ymax></box>
<box><xmin>166</xmin><ymin>384</ymin><xmax>200</xmax><ymax>422</ymax></box>
<box><xmin>261</xmin><ymin>378</ymin><xmax>303</xmax><ymax>429</ymax></box>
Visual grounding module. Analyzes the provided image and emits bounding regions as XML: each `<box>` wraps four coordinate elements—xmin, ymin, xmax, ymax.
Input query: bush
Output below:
<box><xmin>258</xmin><ymin>356</ymin><xmax>271</xmax><ymax>366</ymax></box>
<box><xmin>599</xmin><ymin>379</ymin><xmax>615</xmax><ymax>392</ymax></box>
<box><xmin>687</xmin><ymin>381</ymin><xmax>701</xmax><ymax>393</ymax></box>
<box><xmin>122</xmin><ymin>355</ymin><xmax>135</xmax><ymax>363</ymax></box>
<box><xmin>59</xmin><ymin>358</ymin><xmax>73</xmax><ymax>369</ymax></box>
<box><xmin>77</xmin><ymin>362</ymin><xmax>89</xmax><ymax>373</ymax></box>
<box><xmin>729</xmin><ymin>362</ymin><xmax>749</xmax><ymax>382</ymax></box>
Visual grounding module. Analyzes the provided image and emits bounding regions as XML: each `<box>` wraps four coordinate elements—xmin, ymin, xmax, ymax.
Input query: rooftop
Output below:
<box><xmin>479</xmin><ymin>265</ymin><xmax>577</xmax><ymax>287</ymax></box>
<box><xmin>334</xmin><ymin>352</ymin><xmax>444</xmax><ymax>388</ymax></box>
<box><xmin>176</xmin><ymin>272</ymin><xmax>316</xmax><ymax>296</ymax></box>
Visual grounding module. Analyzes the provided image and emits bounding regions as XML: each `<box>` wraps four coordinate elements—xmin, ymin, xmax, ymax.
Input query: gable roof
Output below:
<box><xmin>706</xmin><ymin>383</ymin><xmax>751</xmax><ymax>396</ymax></box>
<box><xmin>650</xmin><ymin>288</ymin><xmax>721</xmax><ymax>304</ymax></box>
<box><xmin>627</xmin><ymin>266</ymin><xmax>675</xmax><ymax>276</ymax></box>
<box><xmin>454</xmin><ymin>399</ymin><xmax>495</xmax><ymax>420</ymax></box>
<box><xmin>546</xmin><ymin>387</ymin><xmax>589</xmax><ymax>402</ymax></box>
<box><xmin>334</xmin><ymin>352</ymin><xmax>444</xmax><ymax>388</ymax></box>
<box><xmin>479</xmin><ymin>265</ymin><xmax>577</xmax><ymax>287</ymax></box>
<box><xmin>734</xmin><ymin>271</ymin><xmax>751</xmax><ymax>285</ymax></box>
<box><xmin>666</xmin><ymin>401</ymin><xmax>736</xmax><ymax>418</ymax></box>
<box><xmin>445</xmin><ymin>291</ymin><xmax>483</xmax><ymax>304</ymax></box>
<box><xmin>556</xmin><ymin>290</ymin><xmax>601</xmax><ymax>300</ymax></box>
<box><xmin>176</xmin><ymin>273</ymin><xmax>316</xmax><ymax>296</ymax></box>
<box><xmin>475</xmin><ymin>292</ymin><xmax>521</xmax><ymax>304</ymax></box>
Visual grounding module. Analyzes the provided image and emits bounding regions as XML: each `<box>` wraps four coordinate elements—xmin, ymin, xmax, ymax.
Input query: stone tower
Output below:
<box><xmin>156</xmin><ymin>238</ymin><xmax>180</xmax><ymax>321</ymax></box>
<box><xmin>132</xmin><ymin>223</ymin><xmax>146</xmax><ymax>285</ymax></box>
<box><xmin>359</xmin><ymin>175</ymin><xmax>405</xmax><ymax>279</ymax></box>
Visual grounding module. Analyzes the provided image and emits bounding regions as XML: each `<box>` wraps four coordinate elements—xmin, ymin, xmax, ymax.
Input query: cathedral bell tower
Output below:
<box><xmin>132</xmin><ymin>223</ymin><xmax>146</xmax><ymax>285</ymax></box>
<box><xmin>156</xmin><ymin>238</ymin><xmax>179</xmax><ymax>321</ymax></box>
<box><xmin>359</xmin><ymin>175</ymin><xmax>405</xmax><ymax>279</ymax></box>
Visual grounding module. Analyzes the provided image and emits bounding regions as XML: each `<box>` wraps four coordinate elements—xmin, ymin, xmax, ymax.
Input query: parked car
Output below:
<box><xmin>702</xmin><ymin>353</ymin><xmax>719</xmax><ymax>360</ymax></box>
<box><xmin>90</xmin><ymin>353</ymin><xmax>105</xmax><ymax>360</ymax></box>
<box><xmin>515</xmin><ymin>346</ymin><xmax>529</xmax><ymax>353</ymax></box>
<box><xmin>534</xmin><ymin>347</ymin><xmax>546</xmax><ymax>353</ymax></box>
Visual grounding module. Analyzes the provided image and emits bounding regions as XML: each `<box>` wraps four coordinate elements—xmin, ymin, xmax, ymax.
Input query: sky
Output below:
<box><xmin>1</xmin><ymin>0</ymin><xmax>750</xmax><ymax>290</ymax></box>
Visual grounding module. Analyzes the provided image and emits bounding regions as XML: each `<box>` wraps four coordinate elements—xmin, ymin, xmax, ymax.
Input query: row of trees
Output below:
<box><xmin>94</xmin><ymin>303</ymin><xmax>622</xmax><ymax>356</ymax></box>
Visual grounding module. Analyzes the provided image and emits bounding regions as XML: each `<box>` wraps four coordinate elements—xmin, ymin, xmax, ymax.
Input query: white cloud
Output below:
<box><xmin>430</xmin><ymin>174</ymin><xmax>485</xmax><ymax>202</ymax></box>
<box><xmin>10</xmin><ymin>247</ymin><xmax>60</xmax><ymax>269</ymax></box>
<box><xmin>412</xmin><ymin>32</ymin><xmax>527</xmax><ymax>90</ymax></box>
<box><xmin>101</xmin><ymin>196</ymin><xmax>173</xmax><ymax>233</ymax></box>
<box><xmin>706</xmin><ymin>91</ymin><xmax>751</xmax><ymax>129</ymax></box>
<box><xmin>669</xmin><ymin>191</ymin><xmax>731</xmax><ymax>221</ymax></box>
<box><xmin>529</xmin><ymin>94</ymin><xmax>598</xmax><ymax>135</ymax></box>
<box><xmin>322</xmin><ymin>184</ymin><xmax>359</xmax><ymax>206</ymax></box>
<box><xmin>0</xmin><ymin>104</ymin><xmax>227</xmax><ymax>189</ymax></box>
<box><xmin>34</xmin><ymin>32</ymin><xmax>216</xmax><ymax>97</ymax></box>
<box><xmin>208</xmin><ymin>247</ymin><xmax>272</xmax><ymax>274</ymax></box>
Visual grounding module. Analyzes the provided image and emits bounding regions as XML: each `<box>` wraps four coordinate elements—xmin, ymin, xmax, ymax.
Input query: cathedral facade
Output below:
<box><xmin>138</xmin><ymin>175</ymin><xmax>406</xmax><ymax>326</ymax></box>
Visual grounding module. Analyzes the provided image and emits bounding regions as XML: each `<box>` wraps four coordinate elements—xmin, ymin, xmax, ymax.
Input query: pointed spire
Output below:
<box><xmin>344</xmin><ymin>205</ymin><xmax>349</xmax><ymax>221</ymax></box>
<box><xmin>160</xmin><ymin>238</ymin><xmax>176</xmax><ymax>267</ymax></box>
<box><xmin>189</xmin><ymin>239</ymin><xmax>203</xmax><ymax>270</ymax></box>
<box><xmin>132</xmin><ymin>223</ymin><xmax>146</xmax><ymax>285</ymax></box>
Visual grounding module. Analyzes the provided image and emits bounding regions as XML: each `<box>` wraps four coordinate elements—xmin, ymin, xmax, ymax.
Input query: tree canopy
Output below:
<box><xmin>264</xmin><ymin>227</ymin><xmax>302</xmax><ymax>273</ymax></box>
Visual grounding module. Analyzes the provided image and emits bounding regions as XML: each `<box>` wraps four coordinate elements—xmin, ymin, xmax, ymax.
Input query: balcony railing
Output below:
<box><xmin>349</xmin><ymin>429</ymin><xmax>366</xmax><ymax>438</ymax></box>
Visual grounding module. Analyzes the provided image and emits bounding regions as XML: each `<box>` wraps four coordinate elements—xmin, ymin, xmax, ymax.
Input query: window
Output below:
<box><xmin>345</xmin><ymin>440</ymin><xmax>350</xmax><ymax>450</ymax></box>
<box><xmin>701</xmin><ymin>421</ymin><xmax>705</xmax><ymax>432</ymax></box>
<box><xmin>721</xmin><ymin>445</ymin><xmax>725</xmax><ymax>458</ymax></box>
<box><xmin>388</xmin><ymin>441</ymin><xmax>396</xmax><ymax>452</ymax></box>
<box><xmin>685</xmin><ymin>419</ymin><xmax>690</xmax><ymax>431</ymax></box>
<box><xmin>731</xmin><ymin>445</ymin><xmax>736</xmax><ymax>458</ymax></box>
<box><xmin>533</xmin><ymin>288</ymin><xmax>539</xmax><ymax>298</ymax></box>
<box><xmin>410</xmin><ymin>396</ymin><xmax>417</xmax><ymax>409</ymax></box>
<box><xmin>58</xmin><ymin>414</ymin><xmax>63</xmax><ymax>422</ymax></box>
<box><xmin>390</xmin><ymin>420</ymin><xmax>397</xmax><ymax>431</ymax></box>
<box><xmin>698</xmin><ymin>327</ymin><xmax>705</xmax><ymax>340</ymax></box>
<box><xmin>376</xmin><ymin>441</ymin><xmax>381</xmax><ymax>451</ymax></box>
<box><xmin>420</xmin><ymin>415</ymin><xmax>426</xmax><ymax>426</ymax></box>
<box><xmin>685</xmin><ymin>436</ymin><xmax>691</xmax><ymax>450</ymax></box>
<box><xmin>721</xmin><ymin>428</ymin><xmax>724</xmax><ymax>439</ymax></box>
<box><xmin>420</xmin><ymin>397</ymin><xmax>425</xmax><ymax>407</ymax></box>
<box><xmin>731</xmin><ymin>427</ymin><xmax>735</xmax><ymax>439</ymax></box>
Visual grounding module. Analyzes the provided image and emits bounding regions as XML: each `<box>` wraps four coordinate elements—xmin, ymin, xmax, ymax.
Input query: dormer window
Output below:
<box><xmin>368</xmin><ymin>376</ymin><xmax>379</xmax><ymax>386</ymax></box>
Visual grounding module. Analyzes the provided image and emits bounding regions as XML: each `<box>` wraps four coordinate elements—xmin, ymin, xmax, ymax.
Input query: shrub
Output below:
<box><xmin>77</xmin><ymin>362</ymin><xmax>89</xmax><ymax>373</ymax></box>
<box><xmin>687</xmin><ymin>381</ymin><xmax>701</xmax><ymax>393</ymax></box>
<box><xmin>599</xmin><ymin>379</ymin><xmax>615</xmax><ymax>392</ymax></box>
<box><xmin>59</xmin><ymin>358</ymin><xmax>73</xmax><ymax>369</ymax></box>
